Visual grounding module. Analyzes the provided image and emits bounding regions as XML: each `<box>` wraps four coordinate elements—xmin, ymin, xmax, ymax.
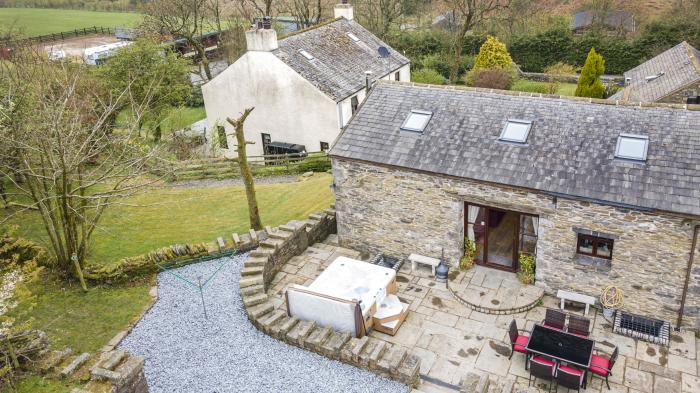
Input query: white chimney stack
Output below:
<box><xmin>334</xmin><ymin>1</ymin><xmax>354</xmax><ymax>21</ymax></box>
<box><xmin>245</xmin><ymin>16</ymin><xmax>278</xmax><ymax>52</ymax></box>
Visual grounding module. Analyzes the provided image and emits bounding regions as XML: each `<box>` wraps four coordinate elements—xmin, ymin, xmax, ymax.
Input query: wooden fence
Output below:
<box><xmin>166</xmin><ymin>152</ymin><xmax>331</xmax><ymax>181</ymax></box>
<box><xmin>1</xmin><ymin>26</ymin><xmax>114</xmax><ymax>47</ymax></box>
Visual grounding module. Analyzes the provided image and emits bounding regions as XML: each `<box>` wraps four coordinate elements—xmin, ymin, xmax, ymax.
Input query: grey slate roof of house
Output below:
<box><xmin>610</xmin><ymin>41</ymin><xmax>700</xmax><ymax>102</ymax></box>
<box><xmin>272</xmin><ymin>18</ymin><xmax>409</xmax><ymax>102</ymax></box>
<box><xmin>330</xmin><ymin>82</ymin><xmax>700</xmax><ymax>217</ymax></box>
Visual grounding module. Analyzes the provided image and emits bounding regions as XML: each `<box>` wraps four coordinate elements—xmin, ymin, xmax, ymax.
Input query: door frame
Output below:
<box><xmin>465</xmin><ymin>203</ymin><xmax>520</xmax><ymax>273</ymax></box>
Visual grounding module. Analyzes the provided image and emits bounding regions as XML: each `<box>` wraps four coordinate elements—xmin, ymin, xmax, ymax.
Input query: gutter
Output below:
<box><xmin>677</xmin><ymin>224</ymin><xmax>700</xmax><ymax>329</ymax></box>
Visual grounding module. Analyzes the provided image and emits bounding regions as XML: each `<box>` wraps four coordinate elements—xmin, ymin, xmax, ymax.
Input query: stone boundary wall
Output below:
<box><xmin>72</xmin><ymin>349</ymin><xmax>149</xmax><ymax>393</ymax></box>
<box><xmin>238</xmin><ymin>208</ymin><xmax>421</xmax><ymax>388</ymax></box>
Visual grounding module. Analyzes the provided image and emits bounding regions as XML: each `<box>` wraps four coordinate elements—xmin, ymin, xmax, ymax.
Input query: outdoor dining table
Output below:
<box><xmin>526</xmin><ymin>324</ymin><xmax>595</xmax><ymax>388</ymax></box>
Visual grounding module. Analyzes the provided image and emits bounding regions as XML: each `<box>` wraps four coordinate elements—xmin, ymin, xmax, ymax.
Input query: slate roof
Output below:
<box><xmin>330</xmin><ymin>82</ymin><xmax>700</xmax><ymax>217</ymax></box>
<box><xmin>612</xmin><ymin>41</ymin><xmax>700</xmax><ymax>102</ymax></box>
<box><xmin>272</xmin><ymin>18</ymin><xmax>409</xmax><ymax>102</ymax></box>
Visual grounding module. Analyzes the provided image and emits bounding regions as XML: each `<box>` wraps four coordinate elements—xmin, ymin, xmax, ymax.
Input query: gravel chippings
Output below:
<box><xmin>119</xmin><ymin>254</ymin><xmax>408</xmax><ymax>393</ymax></box>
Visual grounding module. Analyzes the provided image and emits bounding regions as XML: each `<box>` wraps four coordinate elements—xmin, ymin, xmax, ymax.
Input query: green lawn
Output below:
<box><xmin>2</xmin><ymin>173</ymin><xmax>334</xmax><ymax>267</ymax></box>
<box><xmin>3</xmin><ymin>375</ymin><xmax>80</xmax><ymax>393</ymax></box>
<box><xmin>0</xmin><ymin>8</ymin><xmax>142</xmax><ymax>36</ymax></box>
<box><xmin>7</xmin><ymin>274</ymin><xmax>152</xmax><ymax>354</ymax></box>
<box><xmin>116</xmin><ymin>106</ymin><xmax>207</xmax><ymax>139</ymax></box>
<box><xmin>511</xmin><ymin>79</ymin><xmax>578</xmax><ymax>96</ymax></box>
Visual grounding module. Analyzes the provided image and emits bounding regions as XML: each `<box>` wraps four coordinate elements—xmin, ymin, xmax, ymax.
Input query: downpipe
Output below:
<box><xmin>677</xmin><ymin>224</ymin><xmax>699</xmax><ymax>330</ymax></box>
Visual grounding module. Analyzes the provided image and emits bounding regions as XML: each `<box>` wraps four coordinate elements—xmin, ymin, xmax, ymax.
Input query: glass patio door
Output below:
<box><xmin>466</xmin><ymin>204</ymin><xmax>521</xmax><ymax>272</ymax></box>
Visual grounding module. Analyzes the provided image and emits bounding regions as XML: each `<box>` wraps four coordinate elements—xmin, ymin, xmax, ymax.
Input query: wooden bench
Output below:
<box><xmin>408</xmin><ymin>253</ymin><xmax>441</xmax><ymax>276</ymax></box>
<box><xmin>557</xmin><ymin>289</ymin><xmax>596</xmax><ymax>316</ymax></box>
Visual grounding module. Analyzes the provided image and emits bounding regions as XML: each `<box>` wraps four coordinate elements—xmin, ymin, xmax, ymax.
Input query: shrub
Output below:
<box><xmin>186</xmin><ymin>85</ymin><xmax>204</xmax><ymax>107</ymax></box>
<box><xmin>575</xmin><ymin>48</ymin><xmax>605</xmax><ymax>98</ymax></box>
<box><xmin>473</xmin><ymin>35</ymin><xmax>513</xmax><ymax>71</ymax></box>
<box><xmin>467</xmin><ymin>69</ymin><xmax>515</xmax><ymax>90</ymax></box>
<box><xmin>459</xmin><ymin>237</ymin><xmax>476</xmax><ymax>270</ymax></box>
<box><xmin>411</xmin><ymin>68</ymin><xmax>446</xmax><ymax>85</ymax></box>
<box><xmin>510</xmin><ymin>28</ymin><xmax>573</xmax><ymax>72</ymax></box>
<box><xmin>544</xmin><ymin>62</ymin><xmax>577</xmax><ymax>76</ymax></box>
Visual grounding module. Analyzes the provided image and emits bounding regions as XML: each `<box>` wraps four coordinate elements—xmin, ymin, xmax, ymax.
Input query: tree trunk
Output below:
<box><xmin>194</xmin><ymin>42</ymin><xmax>212</xmax><ymax>80</ymax></box>
<box><xmin>227</xmin><ymin>108</ymin><xmax>263</xmax><ymax>231</ymax></box>
<box><xmin>154</xmin><ymin>124</ymin><xmax>162</xmax><ymax>143</ymax></box>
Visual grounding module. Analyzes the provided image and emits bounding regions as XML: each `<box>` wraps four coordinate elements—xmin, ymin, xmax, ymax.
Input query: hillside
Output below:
<box><xmin>0</xmin><ymin>8</ymin><xmax>143</xmax><ymax>36</ymax></box>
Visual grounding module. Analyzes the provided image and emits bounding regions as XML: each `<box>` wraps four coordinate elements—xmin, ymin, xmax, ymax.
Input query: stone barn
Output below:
<box><xmin>329</xmin><ymin>81</ymin><xmax>700</xmax><ymax>329</ymax></box>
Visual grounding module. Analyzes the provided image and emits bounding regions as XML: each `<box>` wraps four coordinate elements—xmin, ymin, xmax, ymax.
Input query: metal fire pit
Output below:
<box><xmin>369</xmin><ymin>253</ymin><xmax>404</xmax><ymax>271</ymax></box>
<box><xmin>613</xmin><ymin>310</ymin><xmax>670</xmax><ymax>346</ymax></box>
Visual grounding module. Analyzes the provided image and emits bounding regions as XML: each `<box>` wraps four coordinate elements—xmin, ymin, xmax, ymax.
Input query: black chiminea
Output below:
<box><xmin>435</xmin><ymin>248</ymin><xmax>449</xmax><ymax>284</ymax></box>
<box><xmin>341</xmin><ymin>0</ymin><xmax>349</xmax><ymax>4</ymax></box>
<box><xmin>262</xmin><ymin>16</ymin><xmax>272</xmax><ymax>29</ymax></box>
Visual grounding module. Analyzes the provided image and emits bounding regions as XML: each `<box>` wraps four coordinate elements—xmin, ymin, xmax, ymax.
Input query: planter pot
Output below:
<box><xmin>603</xmin><ymin>308</ymin><xmax>615</xmax><ymax>318</ymax></box>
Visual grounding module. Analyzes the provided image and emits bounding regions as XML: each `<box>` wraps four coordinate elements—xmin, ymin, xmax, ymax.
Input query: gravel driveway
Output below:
<box><xmin>120</xmin><ymin>254</ymin><xmax>408</xmax><ymax>393</ymax></box>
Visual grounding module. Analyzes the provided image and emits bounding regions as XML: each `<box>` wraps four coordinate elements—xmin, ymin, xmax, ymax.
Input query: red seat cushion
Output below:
<box><xmin>531</xmin><ymin>356</ymin><xmax>555</xmax><ymax>366</ymax></box>
<box><xmin>589</xmin><ymin>354</ymin><xmax>611</xmax><ymax>376</ymax></box>
<box><xmin>559</xmin><ymin>364</ymin><xmax>583</xmax><ymax>376</ymax></box>
<box><xmin>513</xmin><ymin>335</ymin><xmax>529</xmax><ymax>353</ymax></box>
<box><xmin>543</xmin><ymin>323</ymin><xmax>563</xmax><ymax>331</ymax></box>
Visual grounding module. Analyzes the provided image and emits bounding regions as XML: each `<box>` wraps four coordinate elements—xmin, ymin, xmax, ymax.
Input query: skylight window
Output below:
<box><xmin>299</xmin><ymin>49</ymin><xmax>314</xmax><ymax>60</ymax></box>
<box><xmin>615</xmin><ymin>134</ymin><xmax>649</xmax><ymax>161</ymax></box>
<box><xmin>400</xmin><ymin>110</ymin><xmax>432</xmax><ymax>133</ymax></box>
<box><xmin>499</xmin><ymin>119</ymin><xmax>532</xmax><ymax>143</ymax></box>
<box><xmin>347</xmin><ymin>32</ymin><xmax>360</xmax><ymax>42</ymax></box>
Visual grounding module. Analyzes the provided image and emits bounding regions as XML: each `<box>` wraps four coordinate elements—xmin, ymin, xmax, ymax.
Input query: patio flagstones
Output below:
<box><xmin>266</xmin><ymin>239</ymin><xmax>700</xmax><ymax>393</ymax></box>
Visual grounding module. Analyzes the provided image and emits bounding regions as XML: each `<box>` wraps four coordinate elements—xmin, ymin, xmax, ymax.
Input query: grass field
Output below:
<box><xmin>116</xmin><ymin>106</ymin><xmax>207</xmax><ymax>138</ymax></box>
<box><xmin>2</xmin><ymin>173</ymin><xmax>334</xmax><ymax>267</ymax></box>
<box><xmin>511</xmin><ymin>79</ymin><xmax>578</xmax><ymax>96</ymax></box>
<box><xmin>0</xmin><ymin>8</ymin><xmax>142</xmax><ymax>36</ymax></box>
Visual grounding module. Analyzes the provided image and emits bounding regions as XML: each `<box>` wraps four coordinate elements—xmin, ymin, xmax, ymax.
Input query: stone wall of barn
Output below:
<box><xmin>332</xmin><ymin>158</ymin><xmax>700</xmax><ymax>328</ymax></box>
<box><xmin>658</xmin><ymin>82</ymin><xmax>700</xmax><ymax>104</ymax></box>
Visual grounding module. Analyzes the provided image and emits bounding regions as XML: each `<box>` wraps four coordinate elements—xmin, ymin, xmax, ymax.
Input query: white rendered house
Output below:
<box><xmin>202</xmin><ymin>3</ymin><xmax>410</xmax><ymax>157</ymax></box>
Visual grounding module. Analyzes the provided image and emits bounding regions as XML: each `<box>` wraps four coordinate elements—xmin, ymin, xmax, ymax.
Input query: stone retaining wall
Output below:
<box><xmin>238</xmin><ymin>209</ymin><xmax>421</xmax><ymax>388</ymax></box>
<box><xmin>72</xmin><ymin>350</ymin><xmax>149</xmax><ymax>393</ymax></box>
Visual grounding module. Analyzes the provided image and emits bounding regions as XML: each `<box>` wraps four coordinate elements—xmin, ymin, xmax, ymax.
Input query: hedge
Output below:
<box><xmin>510</xmin><ymin>19</ymin><xmax>700</xmax><ymax>74</ymax></box>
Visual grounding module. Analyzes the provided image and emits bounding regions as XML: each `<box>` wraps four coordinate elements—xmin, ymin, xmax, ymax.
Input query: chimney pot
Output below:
<box><xmin>262</xmin><ymin>16</ymin><xmax>272</xmax><ymax>29</ymax></box>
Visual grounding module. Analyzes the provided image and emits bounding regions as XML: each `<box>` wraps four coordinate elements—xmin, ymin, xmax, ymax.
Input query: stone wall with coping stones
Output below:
<box><xmin>238</xmin><ymin>209</ymin><xmax>421</xmax><ymax>387</ymax></box>
<box><xmin>332</xmin><ymin>158</ymin><xmax>700</xmax><ymax>329</ymax></box>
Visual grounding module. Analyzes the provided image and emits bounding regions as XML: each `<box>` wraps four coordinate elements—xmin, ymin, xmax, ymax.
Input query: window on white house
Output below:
<box><xmin>299</xmin><ymin>50</ymin><xmax>314</xmax><ymax>60</ymax></box>
<box><xmin>401</xmin><ymin>110</ymin><xmax>433</xmax><ymax>133</ymax></box>
<box><xmin>394</xmin><ymin>71</ymin><xmax>400</xmax><ymax>81</ymax></box>
<box><xmin>320</xmin><ymin>141</ymin><xmax>329</xmax><ymax>151</ymax></box>
<box><xmin>351</xmin><ymin>96</ymin><xmax>359</xmax><ymax>115</ymax></box>
<box><xmin>615</xmin><ymin>134</ymin><xmax>649</xmax><ymax>161</ymax></box>
<box><xmin>499</xmin><ymin>120</ymin><xmax>532</xmax><ymax>143</ymax></box>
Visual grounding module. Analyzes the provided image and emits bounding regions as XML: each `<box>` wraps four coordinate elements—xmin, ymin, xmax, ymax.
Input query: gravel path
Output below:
<box><xmin>120</xmin><ymin>254</ymin><xmax>408</xmax><ymax>393</ymax></box>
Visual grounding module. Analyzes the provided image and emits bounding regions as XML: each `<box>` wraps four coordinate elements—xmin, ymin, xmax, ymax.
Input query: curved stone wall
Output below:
<box><xmin>238</xmin><ymin>208</ymin><xmax>421</xmax><ymax>388</ymax></box>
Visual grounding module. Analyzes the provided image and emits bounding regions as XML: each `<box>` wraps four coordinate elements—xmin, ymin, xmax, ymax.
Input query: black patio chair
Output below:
<box><xmin>542</xmin><ymin>308</ymin><xmax>566</xmax><ymax>331</ymax></box>
<box><xmin>567</xmin><ymin>314</ymin><xmax>591</xmax><ymax>337</ymax></box>
<box><xmin>556</xmin><ymin>363</ymin><xmax>585</xmax><ymax>392</ymax></box>
<box><xmin>589</xmin><ymin>346</ymin><xmax>619</xmax><ymax>390</ymax></box>
<box><xmin>529</xmin><ymin>355</ymin><xmax>557</xmax><ymax>392</ymax></box>
<box><xmin>508</xmin><ymin>319</ymin><xmax>530</xmax><ymax>369</ymax></box>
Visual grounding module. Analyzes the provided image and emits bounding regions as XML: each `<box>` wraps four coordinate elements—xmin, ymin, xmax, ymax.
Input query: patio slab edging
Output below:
<box><xmin>447</xmin><ymin>281</ymin><xmax>544</xmax><ymax>315</ymax></box>
<box><xmin>237</xmin><ymin>208</ymin><xmax>421</xmax><ymax>388</ymax></box>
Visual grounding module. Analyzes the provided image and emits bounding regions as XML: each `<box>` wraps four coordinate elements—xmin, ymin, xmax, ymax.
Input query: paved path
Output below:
<box><xmin>120</xmin><ymin>254</ymin><xmax>407</xmax><ymax>393</ymax></box>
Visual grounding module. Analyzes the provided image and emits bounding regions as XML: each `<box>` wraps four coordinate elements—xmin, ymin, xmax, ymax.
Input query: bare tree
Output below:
<box><xmin>143</xmin><ymin>0</ymin><xmax>214</xmax><ymax>80</ymax></box>
<box><xmin>240</xmin><ymin>0</ymin><xmax>276</xmax><ymax>16</ymax></box>
<box><xmin>355</xmin><ymin>0</ymin><xmax>406</xmax><ymax>39</ymax></box>
<box><xmin>0</xmin><ymin>50</ymin><xmax>166</xmax><ymax>286</ymax></box>
<box><xmin>288</xmin><ymin>0</ymin><xmax>323</xmax><ymax>29</ymax></box>
<box><xmin>226</xmin><ymin>109</ymin><xmax>263</xmax><ymax>231</ymax></box>
<box><xmin>443</xmin><ymin>0</ymin><xmax>510</xmax><ymax>83</ymax></box>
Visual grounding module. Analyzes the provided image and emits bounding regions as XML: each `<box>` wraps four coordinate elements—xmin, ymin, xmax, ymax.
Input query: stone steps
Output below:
<box><xmin>60</xmin><ymin>352</ymin><xmax>90</xmax><ymax>379</ymax></box>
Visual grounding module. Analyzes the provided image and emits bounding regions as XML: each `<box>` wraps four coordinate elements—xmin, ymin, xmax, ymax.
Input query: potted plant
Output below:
<box><xmin>459</xmin><ymin>237</ymin><xmax>476</xmax><ymax>270</ymax></box>
<box><xmin>517</xmin><ymin>252</ymin><xmax>535</xmax><ymax>284</ymax></box>
<box><xmin>600</xmin><ymin>285</ymin><xmax>624</xmax><ymax>318</ymax></box>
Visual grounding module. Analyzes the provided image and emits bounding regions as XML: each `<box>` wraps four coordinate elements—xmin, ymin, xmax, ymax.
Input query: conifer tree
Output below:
<box><xmin>473</xmin><ymin>35</ymin><xmax>514</xmax><ymax>71</ymax></box>
<box><xmin>575</xmin><ymin>48</ymin><xmax>606</xmax><ymax>98</ymax></box>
